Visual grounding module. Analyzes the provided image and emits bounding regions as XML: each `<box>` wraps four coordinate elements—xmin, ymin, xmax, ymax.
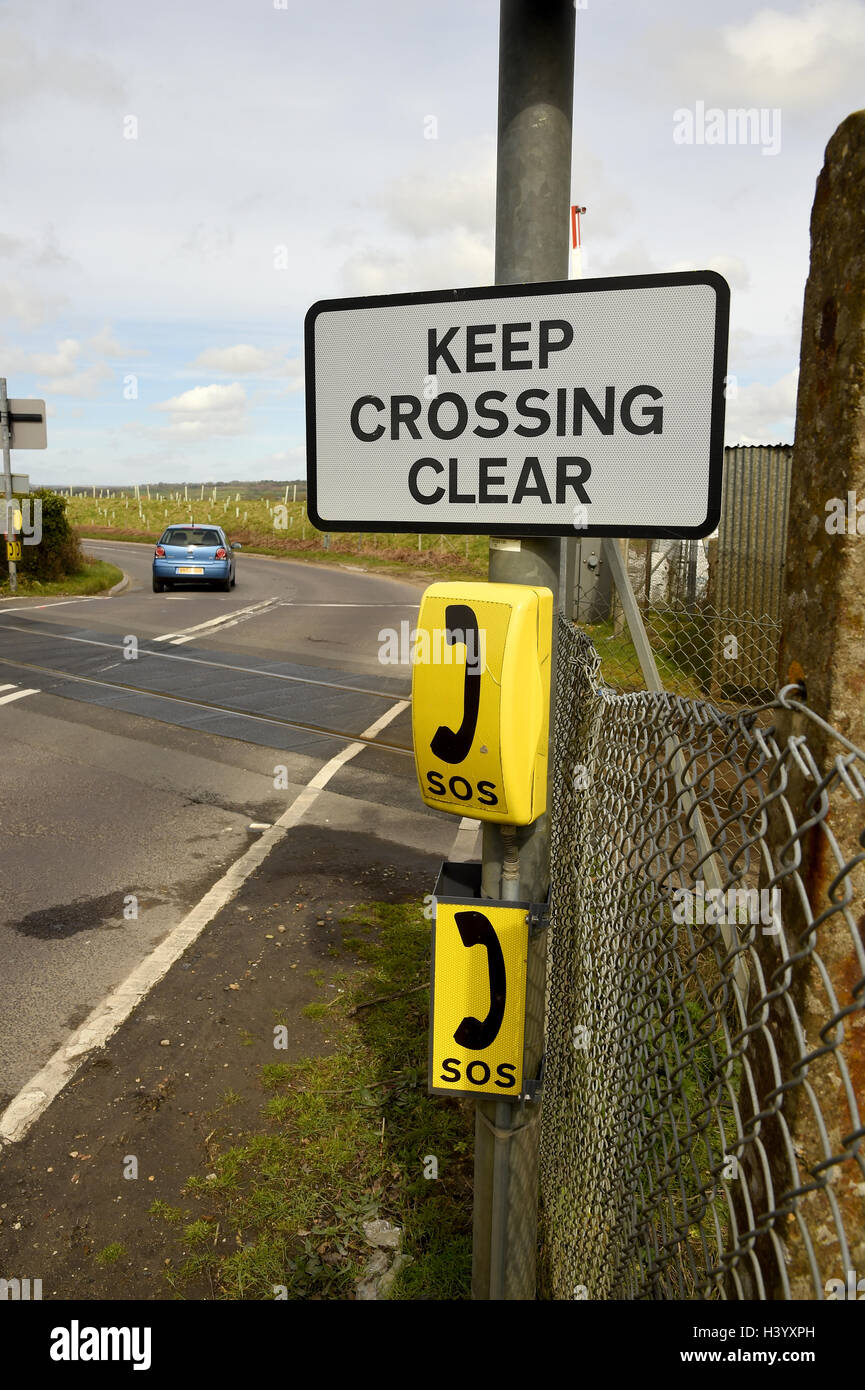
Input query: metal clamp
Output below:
<box><xmin>520</xmin><ymin>1053</ymin><xmax>546</xmax><ymax>1103</ymax></box>
<box><xmin>525</xmin><ymin>903</ymin><xmax>550</xmax><ymax>937</ymax></box>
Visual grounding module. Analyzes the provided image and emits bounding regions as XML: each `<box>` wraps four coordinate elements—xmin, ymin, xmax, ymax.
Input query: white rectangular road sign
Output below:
<box><xmin>7</xmin><ymin>400</ymin><xmax>47</xmax><ymax>450</ymax></box>
<box><xmin>5</xmin><ymin>400</ymin><xmax>46</xmax><ymax>453</ymax></box>
<box><xmin>305</xmin><ymin>272</ymin><xmax>729</xmax><ymax>538</ymax></box>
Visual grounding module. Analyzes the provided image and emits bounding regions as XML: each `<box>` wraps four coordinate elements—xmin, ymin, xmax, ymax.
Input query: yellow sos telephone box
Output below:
<box><xmin>411</xmin><ymin>581</ymin><xmax>552</xmax><ymax>825</ymax></box>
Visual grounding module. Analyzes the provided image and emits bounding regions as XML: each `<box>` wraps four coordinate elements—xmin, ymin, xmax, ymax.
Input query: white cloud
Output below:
<box><xmin>340</xmin><ymin>228</ymin><xmax>493</xmax><ymax>296</ymax></box>
<box><xmin>1</xmin><ymin>336</ymin><xmax>115</xmax><ymax>396</ymax></box>
<box><xmin>0</xmin><ymin>232</ymin><xmax>26</xmax><ymax>259</ymax></box>
<box><xmin>191</xmin><ymin>345</ymin><xmax>273</xmax><ymax>374</ymax></box>
<box><xmin>86</xmin><ymin>325</ymin><xmax>130</xmax><ymax>359</ymax></box>
<box><xmin>179</xmin><ymin>224</ymin><xmax>235</xmax><ymax>263</ymax></box>
<box><xmin>0</xmin><ymin>24</ymin><xmax>124</xmax><ymax>108</ymax></box>
<box><xmin>157</xmin><ymin>383</ymin><xmax>246</xmax><ymax>413</ymax></box>
<box><xmin>669</xmin><ymin>255</ymin><xmax>750</xmax><ymax>290</ymax></box>
<box><xmin>0</xmin><ymin>282</ymin><xmax>64</xmax><ymax>329</ymax></box>
<box><xmin>0</xmin><ymin>325</ymin><xmax>128</xmax><ymax>391</ymax></box>
<box><xmin>587</xmin><ymin>243</ymin><xmax>660</xmax><ymax>278</ymax></box>
<box><xmin>724</xmin><ymin>368</ymin><xmax>798</xmax><ymax>444</ymax></box>
<box><xmin>190</xmin><ymin>345</ymin><xmax>300</xmax><ymax>377</ymax></box>
<box><xmin>25</xmin><ymin>338</ymin><xmax>82</xmax><ymax>377</ymax></box>
<box><xmin>375</xmin><ymin>151</ymin><xmax>495</xmax><ymax>239</ymax></box>
<box><xmin>337</xmin><ymin>145</ymin><xmax>499</xmax><ymax>295</ymax></box>
<box><xmin>723</xmin><ymin>1</ymin><xmax>865</xmax><ymax>95</ymax></box>
<box><xmin>639</xmin><ymin>0</ymin><xmax>865</xmax><ymax>113</ymax></box>
<box><xmin>154</xmin><ymin>381</ymin><xmax>248</xmax><ymax>438</ymax></box>
<box><xmin>46</xmin><ymin>364</ymin><xmax>113</xmax><ymax>396</ymax></box>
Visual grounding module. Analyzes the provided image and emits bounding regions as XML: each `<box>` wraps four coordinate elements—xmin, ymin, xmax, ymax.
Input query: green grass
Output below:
<box><xmin>149</xmin><ymin>1201</ymin><xmax>183</xmax><ymax>1225</ymax></box>
<box><xmin>154</xmin><ymin>900</ymin><xmax>473</xmax><ymax>1300</ymax></box>
<box><xmin>0</xmin><ymin>556</ymin><xmax>123</xmax><ymax>598</ymax></box>
<box><xmin>95</xmin><ymin>1242</ymin><xmax>127</xmax><ymax>1266</ymax></box>
<box><xmin>300</xmin><ymin>1001</ymin><xmax>330</xmax><ymax>1019</ymax></box>
<box><xmin>580</xmin><ymin>618</ymin><xmax>706</xmax><ymax>698</ymax></box>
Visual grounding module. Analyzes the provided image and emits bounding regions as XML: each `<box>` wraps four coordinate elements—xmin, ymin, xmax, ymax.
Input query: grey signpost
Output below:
<box><xmin>304</xmin><ymin>2</ymin><xmax>727</xmax><ymax>1300</ymax></box>
<box><xmin>1</xmin><ymin>381</ymin><xmax>46</xmax><ymax>596</ymax></box>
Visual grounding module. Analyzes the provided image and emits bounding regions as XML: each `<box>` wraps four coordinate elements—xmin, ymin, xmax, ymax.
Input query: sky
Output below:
<box><xmin>2</xmin><ymin>0</ymin><xmax>863</xmax><ymax>487</ymax></box>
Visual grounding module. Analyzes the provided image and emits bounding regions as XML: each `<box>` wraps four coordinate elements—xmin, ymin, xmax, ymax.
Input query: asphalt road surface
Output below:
<box><xmin>0</xmin><ymin>541</ymin><xmax>464</xmax><ymax>1107</ymax></box>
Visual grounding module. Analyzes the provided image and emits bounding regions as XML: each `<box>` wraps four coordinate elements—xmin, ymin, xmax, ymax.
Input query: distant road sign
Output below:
<box><xmin>305</xmin><ymin>271</ymin><xmax>729</xmax><ymax>538</ymax></box>
<box><xmin>11</xmin><ymin>475</ymin><xmax>29</xmax><ymax>493</ymax></box>
<box><xmin>7</xmin><ymin>400</ymin><xmax>46</xmax><ymax>450</ymax></box>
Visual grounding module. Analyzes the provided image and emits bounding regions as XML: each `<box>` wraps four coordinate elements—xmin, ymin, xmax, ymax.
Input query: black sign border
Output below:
<box><xmin>305</xmin><ymin>271</ymin><xmax>730</xmax><ymax>539</ymax></box>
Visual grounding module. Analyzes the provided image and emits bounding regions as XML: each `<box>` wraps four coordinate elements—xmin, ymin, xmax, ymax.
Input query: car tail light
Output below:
<box><xmin>155</xmin><ymin>545</ymin><xmax>166</xmax><ymax>557</ymax></box>
<box><xmin>215</xmin><ymin>547</ymin><xmax>227</xmax><ymax>559</ymax></box>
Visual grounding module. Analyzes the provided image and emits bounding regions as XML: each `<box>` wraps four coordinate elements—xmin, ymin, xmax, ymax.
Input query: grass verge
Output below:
<box><xmin>0</xmin><ymin>556</ymin><xmax>123</xmax><ymax>598</ymax></box>
<box><xmin>152</xmin><ymin>900</ymin><xmax>473</xmax><ymax>1300</ymax></box>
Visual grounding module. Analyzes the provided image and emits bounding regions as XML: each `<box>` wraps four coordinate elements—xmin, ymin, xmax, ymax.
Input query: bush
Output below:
<box><xmin>1</xmin><ymin>488</ymin><xmax>83</xmax><ymax>582</ymax></box>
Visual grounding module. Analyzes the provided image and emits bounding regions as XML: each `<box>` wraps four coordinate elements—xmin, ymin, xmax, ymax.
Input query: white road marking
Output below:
<box><xmin>0</xmin><ymin>686</ymin><xmax>39</xmax><ymax>705</ymax></box>
<box><xmin>0</xmin><ymin>697</ymin><xmax>409</xmax><ymax>1147</ymax></box>
<box><xmin>278</xmin><ymin>602</ymin><xmax>421</xmax><ymax>608</ymax></box>
<box><xmin>153</xmin><ymin>597</ymin><xmax>279</xmax><ymax>643</ymax></box>
<box><xmin>169</xmin><ymin>617</ymin><xmax>248</xmax><ymax>644</ymax></box>
<box><xmin>0</xmin><ymin>596</ymin><xmax>105</xmax><ymax>614</ymax></box>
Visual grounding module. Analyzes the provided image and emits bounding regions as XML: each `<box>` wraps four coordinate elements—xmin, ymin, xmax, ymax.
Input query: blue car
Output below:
<box><xmin>152</xmin><ymin>523</ymin><xmax>241</xmax><ymax>593</ymax></box>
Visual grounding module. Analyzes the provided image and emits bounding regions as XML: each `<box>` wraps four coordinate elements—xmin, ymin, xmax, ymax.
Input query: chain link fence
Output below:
<box><xmin>577</xmin><ymin>602</ymin><xmax>783</xmax><ymax>709</ymax></box>
<box><xmin>539</xmin><ymin>618</ymin><xmax>865</xmax><ymax>1300</ymax></box>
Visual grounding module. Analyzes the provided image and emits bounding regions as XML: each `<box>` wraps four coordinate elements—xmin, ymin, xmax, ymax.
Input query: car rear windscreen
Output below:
<box><xmin>162</xmin><ymin>529</ymin><xmax>222</xmax><ymax>546</ymax></box>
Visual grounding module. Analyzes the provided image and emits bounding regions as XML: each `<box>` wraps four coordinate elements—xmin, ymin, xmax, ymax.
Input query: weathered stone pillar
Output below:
<box><xmin>780</xmin><ymin>110</ymin><xmax>865</xmax><ymax>746</ymax></box>
<box><xmin>741</xmin><ymin>110</ymin><xmax>865</xmax><ymax>1300</ymax></box>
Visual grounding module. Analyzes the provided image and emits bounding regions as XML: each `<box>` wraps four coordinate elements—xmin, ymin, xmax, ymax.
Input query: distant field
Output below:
<box><xmin>62</xmin><ymin>487</ymin><xmax>489</xmax><ymax>580</ymax></box>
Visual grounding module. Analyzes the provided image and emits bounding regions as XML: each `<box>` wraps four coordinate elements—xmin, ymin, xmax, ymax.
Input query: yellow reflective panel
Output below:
<box><xmin>429</xmin><ymin>900</ymin><xmax>528</xmax><ymax>1097</ymax></box>
<box><xmin>411</xmin><ymin>582</ymin><xmax>552</xmax><ymax>825</ymax></box>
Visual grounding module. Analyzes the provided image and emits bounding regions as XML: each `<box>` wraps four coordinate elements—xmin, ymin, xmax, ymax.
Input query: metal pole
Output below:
<box><xmin>1</xmin><ymin>378</ymin><xmax>17</xmax><ymax>595</ymax></box>
<box><xmin>474</xmin><ymin>0</ymin><xmax>575</xmax><ymax>1302</ymax></box>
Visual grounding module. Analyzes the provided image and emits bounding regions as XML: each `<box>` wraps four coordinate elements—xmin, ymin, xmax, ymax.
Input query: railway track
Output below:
<box><xmin>0</xmin><ymin>632</ymin><xmax>414</xmax><ymax>756</ymax></box>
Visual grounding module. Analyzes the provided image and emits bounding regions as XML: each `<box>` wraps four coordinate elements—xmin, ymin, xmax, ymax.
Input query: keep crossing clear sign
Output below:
<box><xmin>305</xmin><ymin>271</ymin><xmax>729</xmax><ymax>538</ymax></box>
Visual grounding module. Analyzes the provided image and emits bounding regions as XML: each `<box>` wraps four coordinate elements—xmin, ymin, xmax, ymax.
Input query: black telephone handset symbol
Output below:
<box><xmin>430</xmin><ymin>604</ymin><xmax>481</xmax><ymax>765</ymax></box>
<box><xmin>452</xmin><ymin>910</ymin><xmax>506</xmax><ymax>1050</ymax></box>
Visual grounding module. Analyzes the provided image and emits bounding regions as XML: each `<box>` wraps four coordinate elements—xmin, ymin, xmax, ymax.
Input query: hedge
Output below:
<box><xmin>1</xmin><ymin>489</ymin><xmax>84</xmax><ymax>582</ymax></box>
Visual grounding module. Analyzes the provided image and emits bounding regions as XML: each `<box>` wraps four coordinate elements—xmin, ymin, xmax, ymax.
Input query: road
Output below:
<box><xmin>0</xmin><ymin>540</ymin><xmax>465</xmax><ymax>1111</ymax></box>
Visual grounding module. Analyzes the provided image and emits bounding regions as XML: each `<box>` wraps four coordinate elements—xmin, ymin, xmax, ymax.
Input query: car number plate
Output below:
<box><xmin>176</xmin><ymin>566</ymin><xmax>204</xmax><ymax>574</ymax></box>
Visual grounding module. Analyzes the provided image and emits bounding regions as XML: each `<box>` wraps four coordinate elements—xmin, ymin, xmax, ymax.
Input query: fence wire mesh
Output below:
<box><xmin>539</xmin><ymin>618</ymin><xmax>865</xmax><ymax>1300</ymax></box>
<box><xmin>575</xmin><ymin>603</ymin><xmax>783</xmax><ymax>709</ymax></box>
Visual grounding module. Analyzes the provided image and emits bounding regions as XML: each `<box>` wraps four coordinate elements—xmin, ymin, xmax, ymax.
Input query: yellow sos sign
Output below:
<box><xmin>411</xmin><ymin>582</ymin><xmax>552</xmax><ymax>825</ymax></box>
<box><xmin>6</xmin><ymin>539</ymin><xmax>21</xmax><ymax>562</ymax></box>
<box><xmin>429</xmin><ymin>899</ymin><xmax>528</xmax><ymax>1097</ymax></box>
